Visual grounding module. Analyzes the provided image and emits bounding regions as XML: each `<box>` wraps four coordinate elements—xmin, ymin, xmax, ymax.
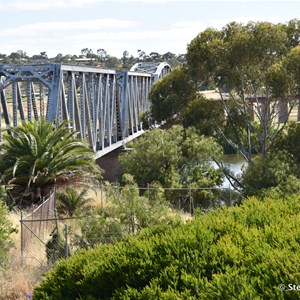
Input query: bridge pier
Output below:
<box><xmin>96</xmin><ymin>147</ymin><xmax>123</xmax><ymax>182</ymax></box>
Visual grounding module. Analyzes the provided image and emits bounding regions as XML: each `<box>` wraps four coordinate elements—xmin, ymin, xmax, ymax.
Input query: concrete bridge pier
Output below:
<box><xmin>96</xmin><ymin>148</ymin><xmax>123</xmax><ymax>182</ymax></box>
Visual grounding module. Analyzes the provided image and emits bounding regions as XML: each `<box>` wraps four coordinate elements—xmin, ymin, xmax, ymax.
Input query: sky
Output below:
<box><xmin>1</xmin><ymin>0</ymin><xmax>300</xmax><ymax>59</ymax></box>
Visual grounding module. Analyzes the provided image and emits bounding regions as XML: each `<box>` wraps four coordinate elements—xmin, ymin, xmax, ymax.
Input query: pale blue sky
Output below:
<box><xmin>1</xmin><ymin>0</ymin><xmax>300</xmax><ymax>58</ymax></box>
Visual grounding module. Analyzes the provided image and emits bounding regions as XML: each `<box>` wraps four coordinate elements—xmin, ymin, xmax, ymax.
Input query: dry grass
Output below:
<box><xmin>0</xmin><ymin>210</ymin><xmax>51</xmax><ymax>300</ymax></box>
<box><xmin>1</xmin><ymin>187</ymin><xmax>193</xmax><ymax>299</ymax></box>
<box><xmin>0</xmin><ymin>270</ymin><xmax>33</xmax><ymax>300</ymax></box>
<box><xmin>0</xmin><ymin>248</ymin><xmax>35</xmax><ymax>300</ymax></box>
<box><xmin>85</xmin><ymin>186</ymin><xmax>107</xmax><ymax>207</ymax></box>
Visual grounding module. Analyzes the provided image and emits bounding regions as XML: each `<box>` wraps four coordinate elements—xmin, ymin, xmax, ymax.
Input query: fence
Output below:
<box><xmin>14</xmin><ymin>185</ymin><xmax>241</xmax><ymax>297</ymax></box>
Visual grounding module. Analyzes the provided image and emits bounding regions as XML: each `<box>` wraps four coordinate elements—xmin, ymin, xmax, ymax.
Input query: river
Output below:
<box><xmin>221</xmin><ymin>154</ymin><xmax>247</xmax><ymax>188</ymax></box>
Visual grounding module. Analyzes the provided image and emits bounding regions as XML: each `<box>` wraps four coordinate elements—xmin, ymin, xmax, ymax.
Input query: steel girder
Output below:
<box><xmin>130</xmin><ymin>62</ymin><xmax>172</xmax><ymax>81</ymax></box>
<box><xmin>0</xmin><ymin>62</ymin><xmax>171</xmax><ymax>158</ymax></box>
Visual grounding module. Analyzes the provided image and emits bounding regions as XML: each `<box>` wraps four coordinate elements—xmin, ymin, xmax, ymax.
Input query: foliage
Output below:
<box><xmin>148</xmin><ymin>66</ymin><xmax>197</xmax><ymax>124</ymax></box>
<box><xmin>181</xmin><ymin>94</ymin><xmax>225</xmax><ymax>137</ymax></box>
<box><xmin>56</xmin><ymin>188</ymin><xmax>92</xmax><ymax>217</ymax></box>
<box><xmin>119</xmin><ymin>125</ymin><xmax>223</xmax><ymax>206</ymax></box>
<box><xmin>0</xmin><ymin>185</ymin><xmax>15</xmax><ymax>211</ymax></box>
<box><xmin>0</xmin><ymin>118</ymin><xmax>101</xmax><ymax>207</ymax></box>
<box><xmin>119</xmin><ymin>125</ymin><xmax>222</xmax><ymax>187</ymax></box>
<box><xmin>262</xmin><ymin>175</ymin><xmax>300</xmax><ymax>200</ymax></box>
<box><xmin>186</xmin><ymin>20</ymin><xmax>300</xmax><ymax>166</ymax></box>
<box><xmin>74</xmin><ymin>175</ymin><xmax>180</xmax><ymax>249</ymax></box>
<box><xmin>0</xmin><ymin>201</ymin><xmax>14</xmax><ymax>271</ymax></box>
<box><xmin>1</xmin><ymin>49</ymin><xmax>186</xmax><ymax>70</ymax></box>
<box><xmin>241</xmin><ymin>151</ymin><xmax>293</xmax><ymax>197</ymax></box>
<box><xmin>34</xmin><ymin>195</ymin><xmax>300</xmax><ymax>299</ymax></box>
<box><xmin>273</xmin><ymin>122</ymin><xmax>300</xmax><ymax>176</ymax></box>
<box><xmin>45</xmin><ymin>232</ymin><xmax>67</xmax><ymax>266</ymax></box>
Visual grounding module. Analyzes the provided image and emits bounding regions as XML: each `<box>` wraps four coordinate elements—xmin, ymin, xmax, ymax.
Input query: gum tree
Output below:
<box><xmin>186</xmin><ymin>21</ymin><xmax>298</xmax><ymax>165</ymax></box>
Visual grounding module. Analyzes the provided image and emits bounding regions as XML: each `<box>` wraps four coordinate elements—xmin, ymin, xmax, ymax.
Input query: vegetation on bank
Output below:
<box><xmin>2</xmin><ymin>18</ymin><xmax>300</xmax><ymax>298</ymax></box>
<box><xmin>33</xmin><ymin>195</ymin><xmax>300</xmax><ymax>299</ymax></box>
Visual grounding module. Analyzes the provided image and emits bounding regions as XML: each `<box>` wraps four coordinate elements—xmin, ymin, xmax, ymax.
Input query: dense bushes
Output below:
<box><xmin>34</xmin><ymin>195</ymin><xmax>300</xmax><ymax>299</ymax></box>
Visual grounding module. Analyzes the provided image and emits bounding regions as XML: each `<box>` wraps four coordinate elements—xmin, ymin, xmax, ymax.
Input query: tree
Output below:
<box><xmin>74</xmin><ymin>175</ymin><xmax>179</xmax><ymax>249</ymax></box>
<box><xmin>96</xmin><ymin>48</ymin><xmax>107</xmax><ymax>63</ymax></box>
<box><xmin>273</xmin><ymin>122</ymin><xmax>300</xmax><ymax>177</ymax></box>
<box><xmin>119</xmin><ymin>125</ymin><xmax>223</xmax><ymax>208</ymax></box>
<box><xmin>81</xmin><ymin>48</ymin><xmax>93</xmax><ymax>57</ymax></box>
<box><xmin>45</xmin><ymin>232</ymin><xmax>66</xmax><ymax>265</ymax></box>
<box><xmin>148</xmin><ymin>66</ymin><xmax>197</xmax><ymax>124</ymax></box>
<box><xmin>56</xmin><ymin>188</ymin><xmax>92</xmax><ymax>217</ymax></box>
<box><xmin>186</xmin><ymin>20</ymin><xmax>298</xmax><ymax>169</ymax></box>
<box><xmin>241</xmin><ymin>151</ymin><xmax>293</xmax><ymax>196</ymax></box>
<box><xmin>149</xmin><ymin>52</ymin><xmax>161</xmax><ymax>62</ymax></box>
<box><xmin>0</xmin><ymin>118</ymin><xmax>101</xmax><ymax>207</ymax></box>
<box><xmin>121</xmin><ymin>50</ymin><xmax>130</xmax><ymax>69</ymax></box>
<box><xmin>137</xmin><ymin>49</ymin><xmax>147</xmax><ymax>61</ymax></box>
<box><xmin>105</xmin><ymin>55</ymin><xmax>122</xmax><ymax>69</ymax></box>
<box><xmin>285</xmin><ymin>18</ymin><xmax>300</xmax><ymax>48</ymax></box>
<box><xmin>181</xmin><ymin>94</ymin><xmax>225</xmax><ymax>137</ymax></box>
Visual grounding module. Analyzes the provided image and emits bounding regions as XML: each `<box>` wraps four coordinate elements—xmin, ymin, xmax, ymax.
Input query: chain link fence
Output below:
<box><xmin>19</xmin><ymin>185</ymin><xmax>241</xmax><ymax>263</ymax></box>
<box><xmin>1</xmin><ymin>185</ymin><xmax>241</xmax><ymax>299</ymax></box>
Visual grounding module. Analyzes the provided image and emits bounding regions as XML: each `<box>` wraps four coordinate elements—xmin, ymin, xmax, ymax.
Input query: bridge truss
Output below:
<box><xmin>0</xmin><ymin>62</ymin><xmax>171</xmax><ymax>158</ymax></box>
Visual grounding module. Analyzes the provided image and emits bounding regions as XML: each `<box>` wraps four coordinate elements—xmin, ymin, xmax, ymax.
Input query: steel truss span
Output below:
<box><xmin>0</xmin><ymin>62</ymin><xmax>171</xmax><ymax>158</ymax></box>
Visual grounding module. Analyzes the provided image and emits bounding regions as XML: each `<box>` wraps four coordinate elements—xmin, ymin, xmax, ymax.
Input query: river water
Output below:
<box><xmin>221</xmin><ymin>154</ymin><xmax>247</xmax><ymax>188</ymax></box>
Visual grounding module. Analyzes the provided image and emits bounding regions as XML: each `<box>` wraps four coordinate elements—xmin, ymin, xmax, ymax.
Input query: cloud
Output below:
<box><xmin>0</xmin><ymin>0</ymin><xmax>179</xmax><ymax>10</ymax></box>
<box><xmin>1</xmin><ymin>0</ymin><xmax>289</xmax><ymax>11</ymax></box>
<box><xmin>0</xmin><ymin>19</ymin><xmax>137</xmax><ymax>37</ymax></box>
<box><xmin>0</xmin><ymin>0</ymin><xmax>102</xmax><ymax>10</ymax></box>
<box><xmin>0</xmin><ymin>17</ymin><xmax>198</xmax><ymax>57</ymax></box>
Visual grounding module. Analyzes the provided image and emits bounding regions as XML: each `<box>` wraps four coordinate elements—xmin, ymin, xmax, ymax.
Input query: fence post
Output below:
<box><xmin>20</xmin><ymin>210</ymin><xmax>24</xmax><ymax>266</ymax></box>
<box><xmin>100</xmin><ymin>184</ymin><xmax>103</xmax><ymax>208</ymax></box>
<box><xmin>189</xmin><ymin>185</ymin><xmax>192</xmax><ymax>215</ymax></box>
<box><xmin>65</xmin><ymin>224</ymin><xmax>69</xmax><ymax>258</ymax></box>
<box><xmin>147</xmin><ymin>183</ymin><xmax>150</xmax><ymax>200</ymax></box>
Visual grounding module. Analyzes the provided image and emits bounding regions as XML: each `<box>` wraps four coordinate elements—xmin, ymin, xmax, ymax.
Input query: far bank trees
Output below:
<box><xmin>147</xmin><ymin>19</ymin><xmax>300</xmax><ymax>195</ymax></box>
<box><xmin>186</xmin><ymin>20</ymin><xmax>300</xmax><ymax>165</ymax></box>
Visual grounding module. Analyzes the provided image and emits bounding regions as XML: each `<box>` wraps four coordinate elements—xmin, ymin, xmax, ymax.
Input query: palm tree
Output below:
<box><xmin>0</xmin><ymin>118</ymin><xmax>101</xmax><ymax>207</ymax></box>
<box><xmin>56</xmin><ymin>188</ymin><xmax>92</xmax><ymax>217</ymax></box>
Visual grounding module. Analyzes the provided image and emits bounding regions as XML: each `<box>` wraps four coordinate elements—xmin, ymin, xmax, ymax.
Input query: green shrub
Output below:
<box><xmin>34</xmin><ymin>195</ymin><xmax>300</xmax><ymax>299</ymax></box>
<box><xmin>73</xmin><ymin>176</ymin><xmax>180</xmax><ymax>249</ymax></box>
<box><xmin>0</xmin><ymin>201</ymin><xmax>14</xmax><ymax>271</ymax></box>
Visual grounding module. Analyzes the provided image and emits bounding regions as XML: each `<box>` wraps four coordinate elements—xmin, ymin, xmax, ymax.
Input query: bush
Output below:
<box><xmin>34</xmin><ymin>195</ymin><xmax>300</xmax><ymax>299</ymax></box>
<box><xmin>73</xmin><ymin>176</ymin><xmax>180</xmax><ymax>249</ymax></box>
<box><xmin>0</xmin><ymin>201</ymin><xmax>14</xmax><ymax>271</ymax></box>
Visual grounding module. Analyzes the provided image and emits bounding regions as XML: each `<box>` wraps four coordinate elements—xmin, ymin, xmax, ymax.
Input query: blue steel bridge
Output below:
<box><xmin>0</xmin><ymin>62</ymin><xmax>171</xmax><ymax>158</ymax></box>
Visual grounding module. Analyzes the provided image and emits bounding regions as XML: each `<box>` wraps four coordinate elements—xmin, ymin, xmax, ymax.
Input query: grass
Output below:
<box><xmin>0</xmin><ymin>186</ymin><xmax>109</xmax><ymax>299</ymax></box>
<box><xmin>1</xmin><ymin>186</ymin><xmax>191</xmax><ymax>299</ymax></box>
<box><xmin>0</xmin><ymin>211</ymin><xmax>35</xmax><ymax>300</ymax></box>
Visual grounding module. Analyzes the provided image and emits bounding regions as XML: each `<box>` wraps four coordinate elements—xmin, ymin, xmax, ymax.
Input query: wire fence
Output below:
<box><xmin>1</xmin><ymin>185</ymin><xmax>241</xmax><ymax>299</ymax></box>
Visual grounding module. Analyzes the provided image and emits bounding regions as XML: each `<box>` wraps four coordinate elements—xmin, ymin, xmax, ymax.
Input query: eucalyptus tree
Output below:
<box><xmin>148</xmin><ymin>66</ymin><xmax>198</xmax><ymax>124</ymax></box>
<box><xmin>0</xmin><ymin>118</ymin><xmax>101</xmax><ymax>207</ymax></box>
<box><xmin>186</xmin><ymin>20</ymin><xmax>299</xmax><ymax>166</ymax></box>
